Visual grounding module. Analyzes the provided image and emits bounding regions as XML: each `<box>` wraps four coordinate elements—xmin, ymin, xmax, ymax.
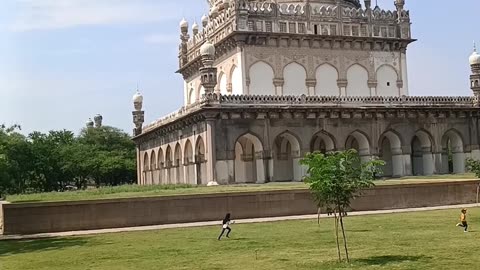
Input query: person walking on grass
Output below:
<box><xmin>456</xmin><ymin>208</ymin><xmax>468</xmax><ymax>232</ymax></box>
<box><xmin>218</xmin><ymin>213</ymin><xmax>234</xmax><ymax>240</ymax></box>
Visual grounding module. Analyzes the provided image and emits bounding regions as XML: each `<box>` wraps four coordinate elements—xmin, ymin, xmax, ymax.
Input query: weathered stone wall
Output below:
<box><xmin>2</xmin><ymin>181</ymin><xmax>478</xmax><ymax>235</ymax></box>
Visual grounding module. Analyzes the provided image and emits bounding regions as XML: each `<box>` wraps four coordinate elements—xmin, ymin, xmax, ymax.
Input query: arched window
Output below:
<box><xmin>249</xmin><ymin>61</ymin><xmax>275</xmax><ymax>95</ymax></box>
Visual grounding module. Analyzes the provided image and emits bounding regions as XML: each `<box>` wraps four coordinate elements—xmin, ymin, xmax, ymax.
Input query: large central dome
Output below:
<box><xmin>276</xmin><ymin>0</ymin><xmax>361</xmax><ymax>8</ymax></box>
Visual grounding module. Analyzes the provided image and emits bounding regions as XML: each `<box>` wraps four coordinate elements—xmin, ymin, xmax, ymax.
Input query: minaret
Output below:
<box><xmin>470</xmin><ymin>42</ymin><xmax>480</xmax><ymax>105</ymax></box>
<box><xmin>199</xmin><ymin>40</ymin><xmax>217</xmax><ymax>95</ymax></box>
<box><xmin>364</xmin><ymin>0</ymin><xmax>371</xmax><ymax>9</ymax></box>
<box><xmin>86</xmin><ymin>118</ymin><xmax>94</xmax><ymax>129</ymax></box>
<box><xmin>93</xmin><ymin>114</ymin><xmax>103</xmax><ymax>128</ymax></box>
<box><xmin>179</xmin><ymin>18</ymin><xmax>189</xmax><ymax>67</ymax></box>
<box><xmin>132</xmin><ymin>90</ymin><xmax>145</xmax><ymax>136</ymax></box>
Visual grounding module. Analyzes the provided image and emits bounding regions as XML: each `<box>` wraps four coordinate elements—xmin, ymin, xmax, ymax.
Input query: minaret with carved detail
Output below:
<box><xmin>470</xmin><ymin>42</ymin><xmax>480</xmax><ymax>105</ymax></box>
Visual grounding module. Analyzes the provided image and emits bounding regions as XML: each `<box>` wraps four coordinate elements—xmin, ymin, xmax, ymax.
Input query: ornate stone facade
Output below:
<box><xmin>180</xmin><ymin>0</ymin><xmax>413</xmax><ymax>106</ymax></box>
<box><xmin>132</xmin><ymin>0</ymin><xmax>480</xmax><ymax>185</ymax></box>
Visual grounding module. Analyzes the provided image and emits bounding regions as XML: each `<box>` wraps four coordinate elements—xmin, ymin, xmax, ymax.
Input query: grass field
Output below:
<box><xmin>1</xmin><ymin>208</ymin><xmax>479</xmax><ymax>270</ymax></box>
<box><xmin>5</xmin><ymin>173</ymin><xmax>476</xmax><ymax>203</ymax></box>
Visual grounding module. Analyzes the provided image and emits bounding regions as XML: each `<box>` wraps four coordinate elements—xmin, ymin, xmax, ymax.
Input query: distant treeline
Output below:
<box><xmin>0</xmin><ymin>124</ymin><xmax>136</xmax><ymax>197</ymax></box>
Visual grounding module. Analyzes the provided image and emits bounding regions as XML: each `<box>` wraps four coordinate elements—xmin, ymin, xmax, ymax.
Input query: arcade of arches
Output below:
<box><xmin>139</xmin><ymin>127</ymin><xmax>474</xmax><ymax>185</ymax></box>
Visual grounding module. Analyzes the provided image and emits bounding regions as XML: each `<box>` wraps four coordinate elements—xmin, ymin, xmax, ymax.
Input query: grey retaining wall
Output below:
<box><xmin>2</xmin><ymin>180</ymin><xmax>479</xmax><ymax>235</ymax></box>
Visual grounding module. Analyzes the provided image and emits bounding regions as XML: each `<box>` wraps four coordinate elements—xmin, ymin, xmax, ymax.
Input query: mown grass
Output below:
<box><xmin>4</xmin><ymin>173</ymin><xmax>476</xmax><ymax>203</ymax></box>
<box><xmin>1</xmin><ymin>208</ymin><xmax>479</xmax><ymax>270</ymax></box>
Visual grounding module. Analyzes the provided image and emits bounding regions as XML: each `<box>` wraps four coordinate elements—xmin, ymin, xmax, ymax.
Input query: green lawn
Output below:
<box><xmin>4</xmin><ymin>173</ymin><xmax>476</xmax><ymax>203</ymax></box>
<box><xmin>1</xmin><ymin>208</ymin><xmax>479</xmax><ymax>270</ymax></box>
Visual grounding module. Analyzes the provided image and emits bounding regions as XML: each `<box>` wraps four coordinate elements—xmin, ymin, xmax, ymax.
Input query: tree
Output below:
<box><xmin>466</xmin><ymin>158</ymin><xmax>480</xmax><ymax>204</ymax></box>
<box><xmin>300</xmin><ymin>150</ymin><xmax>384</xmax><ymax>262</ymax></box>
<box><xmin>78</xmin><ymin>126</ymin><xmax>136</xmax><ymax>187</ymax></box>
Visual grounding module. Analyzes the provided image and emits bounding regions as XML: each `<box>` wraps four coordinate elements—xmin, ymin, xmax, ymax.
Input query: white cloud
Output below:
<box><xmin>9</xmin><ymin>0</ymin><xmax>182</xmax><ymax>32</ymax></box>
<box><xmin>144</xmin><ymin>34</ymin><xmax>178</xmax><ymax>44</ymax></box>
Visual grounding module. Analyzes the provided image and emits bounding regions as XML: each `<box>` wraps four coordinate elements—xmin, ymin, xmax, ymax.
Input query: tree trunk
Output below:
<box><xmin>339</xmin><ymin>212</ymin><xmax>350</xmax><ymax>262</ymax></box>
<box><xmin>333</xmin><ymin>210</ymin><xmax>342</xmax><ymax>262</ymax></box>
<box><xmin>317</xmin><ymin>207</ymin><xmax>321</xmax><ymax>225</ymax></box>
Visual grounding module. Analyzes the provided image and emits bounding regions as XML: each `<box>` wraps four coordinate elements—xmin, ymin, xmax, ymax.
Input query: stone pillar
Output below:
<box><xmin>136</xmin><ymin>147</ymin><xmax>141</xmax><ymax>185</ymax></box>
<box><xmin>368</xmin><ymin>80</ymin><xmax>377</xmax><ymax>97</ymax></box>
<box><xmin>391</xmin><ymin>147</ymin><xmax>404</xmax><ymax>177</ymax></box>
<box><xmin>433</xmin><ymin>151</ymin><xmax>444</xmax><ymax>175</ymax></box>
<box><xmin>205</xmin><ymin>115</ymin><xmax>218</xmax><ymax>186</ymax></box>
<box><xmin>358</xmin><ymin>147</ymin><xmax>372</xmax><ymax>163</ymax></box>
<box><xmin>452</xmin><ymin>149</ymin><xmax>466</xmax><ymax>174</ymax></box>
<box><xmin>338</xmin><ymin>79</ymin><xmax>347</xmax><ymax>96</ymax></box>
<box><xmin>440</xmin><ymin>151</ymin><xmax>449</xmax><ymax>174</ymax></box>
<box><xmin>306</xmin><ymin>79</ymin><xmax>316</xmax><ymax>96</ymax></box>
<box><xmin>273</xmin><ymin>78</ymin><xmax>284</xmax><ymax>95</ymax></box>
<box><xmin>255</xmin><ymin>151</ymin><xmax>267</xmax><ymax>184</ymax></box>
<box><xmin>471</xmin><ymin>145</ymin><xmax>480</xmax><ymax>160</ymax></box>
<box><xmin>422</xmin><ymin>147</ymin><xmax>434</xmax><ymax>176</ymax></box>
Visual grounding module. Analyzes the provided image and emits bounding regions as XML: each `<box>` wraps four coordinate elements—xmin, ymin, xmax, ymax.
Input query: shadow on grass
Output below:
<box><xmin>356</xmin><ymin>255</ymin><xmax>429</xmax><ymax>266</ymax></box>
<box><xmin>0</xmin><ymin>237</ymin><xmax>89</xmax><ymax>256</ymax></box>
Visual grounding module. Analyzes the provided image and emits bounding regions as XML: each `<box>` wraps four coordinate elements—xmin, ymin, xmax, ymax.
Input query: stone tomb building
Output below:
<box><xmin>132</xmin><ymin>0</ymin><xmax>480</xmax><ymax>185</ymax></box>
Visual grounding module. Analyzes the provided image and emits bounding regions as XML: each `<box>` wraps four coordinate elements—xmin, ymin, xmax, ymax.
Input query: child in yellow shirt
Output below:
<box><xmin>456</xmin><ymin>209</ymin><xmax>468</xmax><ymax>232</ymax></box>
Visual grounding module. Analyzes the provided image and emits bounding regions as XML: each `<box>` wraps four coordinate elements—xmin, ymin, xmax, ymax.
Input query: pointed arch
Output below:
<box><xmin>310</xmin><ymin>130</ymin><xmax>336</xmax><ymax>153</ymax></box>
<box><xmin>441</xmin><ymin>129</ymin><xmax>466</xmax><ymax>174</ymax></box>
<box><xmin>157</xmin><ymin>148</ymin><xmax>164</xmax><ymax>184</ymax></box>
<box><xmin>230</xmin><ymin>65</ymin><xmax>242</xmax><ymax>95</ymax></box>
<box><xmin>249</xmin><ymin>61</ymin><xmax>275</xmax><ymax>95</ymax></box>
<box><xmin>184</xmin><ymin>139</ymin><xmax>195</xmax><ymax>184</ymax></box>
<box><xmin>345</xmin><ymin>130</ymin><xmax>371</xmax><ymax>157</ymax></box>
<box><xmin>411</xmin><ymin>129</ymin><xmax>435</xmax><ymax>176</ymax></box>
<box><xmin>378</xmin><ymin>130</ymin><xmax>404</xmax><ymax>177</ymax></box>
<box><xmin>234</xmin><ymin>132</ymin><xmax>265</xmax><ymax>183</ymax></box>
<box><xmin>150</xmin><ymin>150</ymin><xmax>157</xmax><ymax>171</ymax></box>
<box><xmin>195</xmin><ymin>136</ymin><xmax>206</xmax><ymax>185</ymax></box>
<box><xmin>165</xmin><ymin>145</ymin><xmax>173</xmax><ymax>184</ymax></box>
<box><xmin>218</xmin><ymin>71</ymin><xmax>228</xmax><ymax>95</ymax></box>
<box><xmin>188</xmin><ymin>88</ymin><xmax>196</xmax><ymax>104</ymax></box>
<box><xmin>315</xmin><ymin>63</ymin><xmax>340</xmax><ymax>96</ymax></box>
<box><xmin>150</xmin><ymin>150</ymin><xmax>157</xmax><ymax>185</ymax></box>
<box><xmin>283</xmin><ymin>62</ymin><xmax>307</xmax><ymax>95</ymax></box>
<box><xmin>376</xmin><ymin>64</ymin><xmax>399</xmax><ymax>96</ymax></box>
<box><xmin>143</xmin><ymin>152</ymin><xmax>150</xmax><ymax>185</ymax></box>
<box><xmin>346</xmin><ymin>64</ymin><xmax>370</xmax><ymax>96</ymax></box>
<box><xmin>273</xmin><ymin>131</ymin><xmax>303</xmax><ymax>181</ymax></box>
<box><xmin>174</xmin><ymin>143</ymin><xmax>183</xmax><ymax>184</ymax></box>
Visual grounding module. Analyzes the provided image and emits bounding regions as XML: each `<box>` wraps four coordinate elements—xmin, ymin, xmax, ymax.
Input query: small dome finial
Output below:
<box><xmin>179</xmin><ymin>18</ymin><xmax>188</xmax><ymax>31</ymax></box>
<box><xmin>470</xmin><ymin>41</ymin><xmax>480</xmax><ymax>66</ymax></box>
<box><xmin>86</xmin><ymin>118</ymin><xmax>94</xmax><ymax>128</ymax></box>
<box><xmin>133</xmin><ymin>89</ymin><xmax>144</xmax><ymax>111</ymax></box>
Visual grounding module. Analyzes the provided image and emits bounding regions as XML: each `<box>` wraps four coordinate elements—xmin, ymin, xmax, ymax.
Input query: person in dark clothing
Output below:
<box><xmin>218</xmin><ymin>213</ymin><xmax>234</xmax><ymax>240</ymax></box>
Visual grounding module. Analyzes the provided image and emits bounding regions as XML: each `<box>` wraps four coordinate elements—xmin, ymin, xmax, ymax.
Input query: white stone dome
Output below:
<box><xmin>179</xmin><ymin>18</ymin><xmax>188</xmax><ymax>29</ymax></box>
<box><xmin>201</xmin><ymin>14</ymin><xmax>209</xmax><ymax>26</ymax></box>
<box><xmin>210</xmin><ymin>6</ymin><xmax>219</xmax><ymax>18</ymax></box>
<box><xmin>192</xmin><ymin>22</ymin><xmax>199</xmax><ymax>32</ymax></box>
<box><xmin>86</xmin><ymin>118</ymin><xmax>94</xmax><ymax>126</ymax></box>
<box><xmin>133</xmin><ymin>91</ymin><xmax>143</xmax><ymax>103</ymax></box>
<box><xmin>470</xmin><ymin>50</ymin><xmax>480</xmax><ymax>65</ymax></box>
<box><xmin>200</xmin><ymin>41</ymin><xmax>215</xmax><ymax>57</ymax></box>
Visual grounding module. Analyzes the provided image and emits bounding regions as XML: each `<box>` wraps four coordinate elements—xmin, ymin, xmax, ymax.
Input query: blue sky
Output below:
<box><xmin>0</xmin><ymin>0</ymin><xmax>478</xmax><ymax>135</ymax></box>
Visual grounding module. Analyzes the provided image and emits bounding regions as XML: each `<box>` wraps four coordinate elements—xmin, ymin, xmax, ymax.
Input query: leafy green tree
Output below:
<box><xmin>0</xmin><ymin>125</ymin><xmax>33</xmax><ymax>195</ymax></box>
<box><xmin>466</xmin><ymin>158</ymin><xmax>480</xmax><ymax>204</ymax></box>
<box><xmin>28</xmin><ymin>130</ymin><xmax>76</xmax><ymax>192</ymax></box>
<box><xmin>300</xmin><ymin>150</ymin><xmax>384</xmax><ymax>262</ymax></box>
<box><xmin>78</xmin><ymin>126</ymin><xmax>136</xmax><ymax>187</ymax></box>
